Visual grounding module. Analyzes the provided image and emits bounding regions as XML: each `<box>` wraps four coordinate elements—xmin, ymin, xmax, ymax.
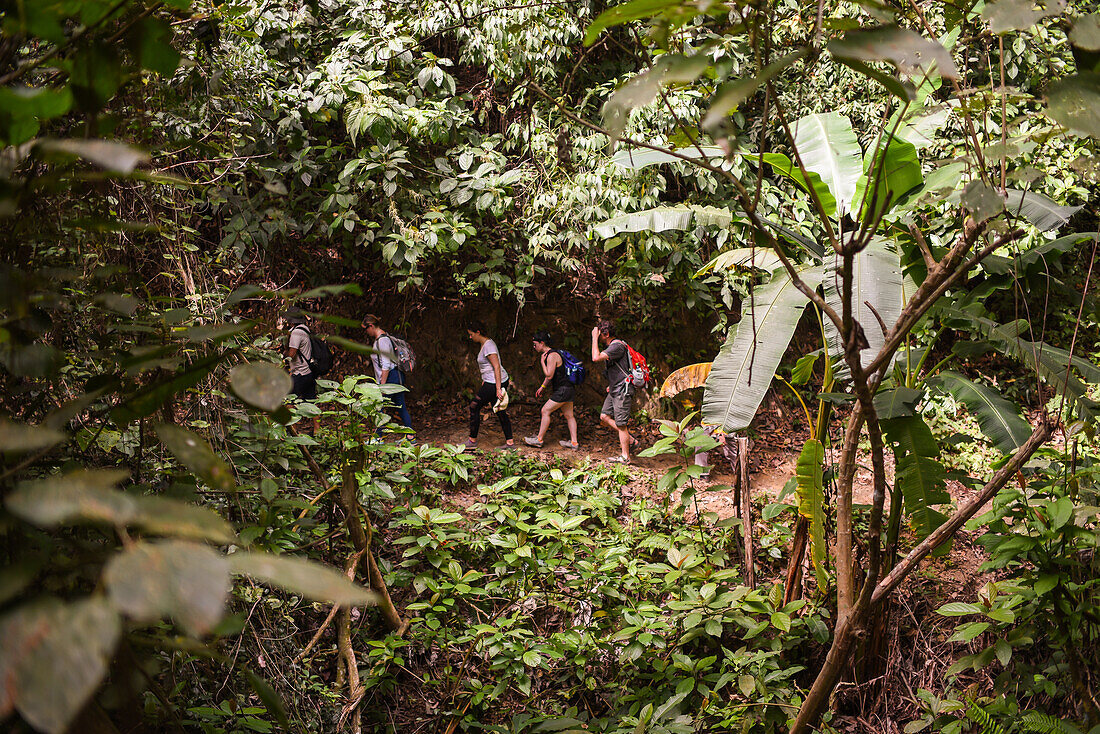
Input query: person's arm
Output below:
<box><xmin>378</xmin><ymin>336</ymin><xmax>393</xmax><ymax>383</ymax></box>
<box><xmin>591</xmin><ymin>327</ymin><xmax>608</xmax><ymax>363</ymax></box>
<box><xmin>536</xmin><ymin>352</ymin><xmax>559</xmax><ymax>397</ymax></box>
<box><xmin>487</xmin><ymin>352</ymin><xmax>504</xmax><ymax>398</ymax></box>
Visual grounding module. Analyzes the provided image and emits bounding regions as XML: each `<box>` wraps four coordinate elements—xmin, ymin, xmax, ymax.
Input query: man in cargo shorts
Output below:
<box><xmin>591</xmin><ymin>320</ymin><xmax>634</xmax><ymax>463</ymax></box>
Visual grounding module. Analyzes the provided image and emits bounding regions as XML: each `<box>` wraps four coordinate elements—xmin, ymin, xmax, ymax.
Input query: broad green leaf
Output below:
<box><xmin>105</xmin><ymin>540</ymin><xmax>230</xmax><ymax>636</ymax></box>
<box><xmin>0</xmin><ymin>419</ymin><xmax>65</xmax><ymax>453</ymax></box>
<box><xmin>855</xmin><ymin>135</ymin><xmax>922</xmax><ymax>222</ymax></box>
<box><xmin>828</xmin><ymin>25</ymin><xmax>959</xmax><ymax>78</ymax></box>
<box><xmin>183</xmin><ymin>322</ymin><xmax>253</xmax><ymax>343</ymax></box>
<box><xmin>230</xmin><ymin>362</ymin><xmax>292</xmax><ymax>412</ymax></box>
<box><xmin>610</xmin><ymin>145</ymin><xmax>726</xmax><ymax>169</ymax></box>
<box><xmin>130</xmin><ymin>495</ymin><xmax>236</xmax><ymax>544</ymax></box>
<box><xmin>982</xmin><ymin>0</ymin><xmax>1063</xmax><ymax>33</ymax></box>
<box><xmin>761</xmin><ymin>152</ymin><xmax>837</xmax><ymax>219</ymax></box>
<box><xmin>603</xmin><ymin>54</ymin><xmax>709</xmax><ymax>141</ymax></box>
<box><xmin>961</xmin><ymin>180</ymin><xmax>1006</xmax><ymax>221</ymax></box>
<box><xmin>823</xmin><ymin>239</ymin><xmax>904</xmax><ymax>376</ymax></box>
<box><xmin>230</xmin><ymin>553</ymin><xmax>380</xmax><ymax>606</ymax></box>
<box><xmin>132</xmin><ymin>17</ymin><xmax>180</xmax><ymax>75</ymax></box>
<box><xmin>1049</xmin><ymin>496</ymin><xmax>1073</xmax><ymax>529</ymax></box>
<box><xmin>703</xmin><ymin>267</ymin><xmax>823</xmax><ymax>431</ymax></box>
<box><xmin>937</xmin><ymin>601</ymin><xmax>985</xmax><ymax>616</ymax></box>
<box><xmin>703</xmin><ymin>50</ymin><xmax>808</xmax><ymax>129</ymax></box>
<box><xmin>591</xmin><ymin>205</ymin><xmax>735</xmax><ymax>239</ymax></box>
<box><xmin>155</xmin><ymin>423</ymin><xmax>236</xmax><ymax>491</ymax></box>
<box><xmin>948</xmin><ymin>621</ymin><xmax>990</xmax><ymax>642</ymax></box>
<box><xmin>36</xmin><ymin>139</ymin><xmax>149</xmax><ymax>174</ymax></box>
<box><xmin>738</xmin><ymin>674</ymin><xmax>756</xmax><ymax>697</ymax></box>
<box><xmin>1071</xmin><ymin>14</ymin><xmax>1100</xmax><ymax>51</ymax></box>
<box><xmin>1004</xmin><ymin>189</ymin><xmax>1083</xmax><ymax>231</ymax></box>
<box><xmin>584</xmin><ymin>0</ymin><xmax>687</xmax><ymax>45</ymax></box>
<box><xmin>242</xmin><ymin>668</ymin><xmax>290</xmax><ymax>728</ymax></box>
<box><xmin>1046</xmin><ymin>72</ymin><xmax>1100</xmax><ymax>138</ymax></box>
<box><xmin>796</xmin><ymin>439</ymin><xmax>827</xmax><ymax>585</ymax></box>
<box><xmin>5</xmin><ymin>470</ymin><xmax>133</xmax><ymax>527</ymax></box>
<box><xmin>0</xmin><ymin>598</ymin><xmax>120</xmax><ymax>734</ymax></box>
<box><xmin>791</xmin><ymin>112</ymin><xmax>864</xmax><ymax>217</ymax></box>
<box><xmin>873</xmin><ymin>387</ymin><xmax>925</xmax><ymax>419</ymax></box>
<box><xmin>882</xmin><ymin>416</ymin><xmax>952</xmax><ymax>544</ymax></box>
<box><xmin>933</xmin><ymin>371</ymin><xmax>1032</xmax><ymax>453</ymax></box>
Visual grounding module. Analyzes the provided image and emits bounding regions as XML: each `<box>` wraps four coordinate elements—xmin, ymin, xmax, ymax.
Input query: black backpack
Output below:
<box><xmin>293</xmin><ymin>325</ymin><xmax>333</xmax><ymax>376</ymax></box>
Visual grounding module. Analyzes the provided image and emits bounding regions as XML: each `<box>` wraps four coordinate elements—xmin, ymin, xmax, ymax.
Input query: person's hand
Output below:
<box><xmin>536</xmin><ymin>385</ymin><xmax>544</xmax><ymax>398</ymax></box>
<box><xmin>591</xmin><ymin>326</ymin><xmax>600</xmax><ymax>339</ymax></box>
<box><xmin>496</xmin><ymin>386</ymin><xmax>504</xmax><ymax>400</ymax></box>
<box><xmin>606</xmin><ymin>386</ymin><xmax>610</xmax><ymax>394</ymax></box>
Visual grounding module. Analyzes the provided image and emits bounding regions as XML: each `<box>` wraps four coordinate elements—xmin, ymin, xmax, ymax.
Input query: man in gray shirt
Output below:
<box><xmin>591</xmin><ymin>319</ymin><xmax>634</xmax><ymax>463</ymax></box>
<box><xmin>284</xmin><ymin>311</ymin><xmax>316</xmax><ymax>399</ymax></box>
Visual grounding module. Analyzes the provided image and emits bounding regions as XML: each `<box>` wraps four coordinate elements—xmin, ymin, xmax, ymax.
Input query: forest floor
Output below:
<box><xmin>401</xmin><ymin>393</ymin><xmax>1001</xmax><ymax>730</ymax></box>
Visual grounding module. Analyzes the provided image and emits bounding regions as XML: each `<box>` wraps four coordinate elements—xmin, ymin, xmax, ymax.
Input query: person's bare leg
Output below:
<box><xmin>536</xmin><ymin>400</ymin><xmax>561</xmax><ymax>442</ymax></box>
<box><xmin>562</xmin><ymin>403</ymin><xmax>578</xmax><ymax>445</ymax></box>
<box><xmin>617</xmin><ymin>424</ymin><xmax>631</xmax><ymax>459</ymax></box>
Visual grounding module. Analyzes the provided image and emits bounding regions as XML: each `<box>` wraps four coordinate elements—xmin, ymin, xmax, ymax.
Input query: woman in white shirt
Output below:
<box><xmin>466</xmin><ymin>321</ymin><xmax>514</xmax><ymax>449</ymax></box>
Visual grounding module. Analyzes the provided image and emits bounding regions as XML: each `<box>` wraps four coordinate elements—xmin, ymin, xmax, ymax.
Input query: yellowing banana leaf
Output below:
<box><xmin>659</xmin><ymin>362</ymin><xmax>712</xmax><ymax>399</ymax></box>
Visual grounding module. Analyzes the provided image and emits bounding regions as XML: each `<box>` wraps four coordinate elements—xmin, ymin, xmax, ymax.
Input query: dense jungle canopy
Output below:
<box><xmin>2</xmin><ymin>0</ymin><xmax>1100</xmax><ymax>733</ymax></box>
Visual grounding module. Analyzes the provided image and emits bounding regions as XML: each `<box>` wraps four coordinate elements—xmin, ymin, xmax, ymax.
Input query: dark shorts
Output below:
<box><xmin>601</xmin><ymin>386</ymin><xmax>633</xmax><ymax>427</ymax></box>
<box><xmin>549</xmin><ymin>384</ymin><xmax>575</xmax><ymax>404</ymax></box>
<box><xmin>291</xmin><ymin>372</ymin><xmax>317</xmax><ymax>400</ymax></box>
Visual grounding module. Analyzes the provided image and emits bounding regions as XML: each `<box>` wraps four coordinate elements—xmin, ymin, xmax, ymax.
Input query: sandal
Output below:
<box><xmin>523</xmin><ymin>436</ymin><xmax>543</xmax><ymax>447</ymax></box>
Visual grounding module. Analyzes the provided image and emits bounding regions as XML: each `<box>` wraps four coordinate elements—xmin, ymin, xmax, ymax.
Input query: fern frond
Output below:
<box><xmin>966</xmin><ymin>699</ymin><xmax>1007</xmax><ymax>734</ymax></box>
<box><xmin>1017</xmin><ymin>711</ymin><xmax>1084</xmax><ymax>734</ymax></box>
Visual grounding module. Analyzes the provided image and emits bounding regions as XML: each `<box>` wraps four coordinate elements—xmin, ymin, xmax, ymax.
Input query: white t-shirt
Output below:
<box><xmin>477</xmin><ymin>339</ymin><xmax>508</xmax><ymax>384</ymax></box>
<box><xmin>288</xmin><ymin>326</ymin><xmax>313</xmax><ymax>376</ymax></box>
<box><xmin>371</xmin><ymin>333</ymin><xmax>398</xmax><ymax>380</ymax></box>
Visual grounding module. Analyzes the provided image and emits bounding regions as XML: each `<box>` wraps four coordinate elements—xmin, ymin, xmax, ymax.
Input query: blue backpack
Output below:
<box><xmin>558</xmin><ymin>350</ymin><xmax>587</xmax><ymax>385</ymax></box>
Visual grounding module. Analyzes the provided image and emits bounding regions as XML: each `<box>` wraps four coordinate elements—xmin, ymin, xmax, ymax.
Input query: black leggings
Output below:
<box><xmin>469</xmin><ymin>380</ymin><xmax>512</xmax><ymax>440</ymax></box>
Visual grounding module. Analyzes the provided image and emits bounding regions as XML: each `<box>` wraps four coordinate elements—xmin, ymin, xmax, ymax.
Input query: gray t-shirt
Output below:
<box><xmin>603</xmin><ymin>339</ymin><xmax>631</xmax><ymax>391</ymax></box>
<box><xmin>371</xmin><ymin>334</ymin><xmax>398</xmax><ymax>380</ymax></box>
<box><xmin>477</xmin><ymin>339</ymin><xmax>508</xmax><ymax>384</ymax></box>
<box><xmin>288</xmin><ymin>326</ymin><xmax>313</xmax><ymax>376</ymax></box>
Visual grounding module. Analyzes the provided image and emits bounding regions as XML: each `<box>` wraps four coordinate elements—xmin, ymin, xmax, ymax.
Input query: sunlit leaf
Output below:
<box><xmin>591</xmin><ymin>205</ymin><xmax>735</xmax><ymax>238</ymax></box>
<box><xmin>961</xmin><ymin>180</ymin><xmax>1005</xmax><ymax>221</ymax></box>
<box><xmin>1004</xmin><ymin>189</ymin><xmax>1083</xmax><ymax>230</ymax></box>
<box><xmin>155</xmin><ymin>423</ymin><xmax>236</xmax><ymax>491</ymax></box>
<box><xmin>36</xmin><ymin>138</ymin><xmax>149</xmax><ymax>174</ymax></box>
<box><xmin>0</xmin><ymin>598</ymin><xmax>120</xmax><ymax>734</ymax></box>
<box><xmin>229</xmin><ymin>362</ymin><xmax>292</xmax><ymax>412</ymax></box>
<box><xmin>791</xmin><ymin>112</ymin><xmax>864</xmax><ymax>217</ymax></box>
<box><xmin>611</xmin><ymin>145</ymin><xmax>726</xmax><ymax>169</ymax></box>
<box><xmin>584</xmin><ymin>0</ymin><xmax>686</xmax><ymax>45</ymax></box>
<box><xmin>229</xmin><ymin>553</ymin><xmax>380</xmax><ymax>606</ymax></box>
<box><xmin>105</xmin><ymin>540</ymin><xmax>229</xmax><ymax>635</ymax></box>
<box><xmin>659</xmin><ymin>362</ymin><xmax>713</xmax><ymax>398</ymax></box>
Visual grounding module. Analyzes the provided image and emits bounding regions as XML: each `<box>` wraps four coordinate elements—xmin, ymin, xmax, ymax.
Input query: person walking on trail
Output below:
<box><xmin>591</xmin><ymin>319</ymin><xmax>635</xmax><ymax>463</ymax></box>
<box><xmin>466</xmin><ymin>321</ymin><xmax>515</xmax><ymax>450</ymax></box>
<box><xmin>363</xmin><ymin>314</ymin><xmax>413</xmax><ymax>431</ymax></box>
<box><xmin>524</xmin><ymin>331</ymin><xmax>579</xmax><ymax>449</ymax></box>
<box><xmin>282</xmin><ymin>310</ymin><xmax>320</xmax><ymax>433</ymax></box>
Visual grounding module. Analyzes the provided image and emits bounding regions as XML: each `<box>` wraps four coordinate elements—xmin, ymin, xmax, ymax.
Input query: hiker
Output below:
<box><xmin>363</xmin><ymin>314</ymin><xmax>413</xmax><ymax>430</ymax></box>
<box><xmin>283</xmin><ymin>310</ymin><xmax>316</xmax><ymax>401</ymax></box>
<box><xmin>524</xmin><ymin>331</ymin><xmax>579</xmax><ymax>449</ymax></box>
<box><xmin>466</xmin><ymin>321</ymin><xmax>514</xmax><ymax>449</ymax></box>
<box><xmin>591</xmin><ymin>319</ymin><xmax>634</xmax><ymax>463</ymax></box>
<box><xmin>282</xmin><ymin>309</ymin><xmax>320</xmax><ymax>433</ymax></box>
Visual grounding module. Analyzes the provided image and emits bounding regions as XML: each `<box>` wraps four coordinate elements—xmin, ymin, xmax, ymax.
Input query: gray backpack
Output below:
<box><xmin>380</xmin><ymin>334</ymin><xmax>416</xmax><ymax>373</ymax></box>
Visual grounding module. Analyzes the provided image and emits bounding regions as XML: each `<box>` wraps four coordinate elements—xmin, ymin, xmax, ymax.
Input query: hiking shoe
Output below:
<box><xmin>609</xmin><ymin>455</ymin><xmax>631</xmax><ymax>464</ymax></box>
<box><xmin>523</xmin><ymin>436</ymin><xmax>543</xmax><ymax>447</ymax></box>
<box><xmin>559</xmin><ymin>440</ymin><xmax>579</xmax><ymax>449</ymax></box>
<box><xmin>498</xmin><ymin>443</ymin><xmax>518</xmax><ymax>451</ymax></box>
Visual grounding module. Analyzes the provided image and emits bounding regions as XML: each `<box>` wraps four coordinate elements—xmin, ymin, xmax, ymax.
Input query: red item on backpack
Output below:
<box><xmin>625</xmin><ymin>343</ymin><xmax>652</xmax><ymax>388</ymax></box>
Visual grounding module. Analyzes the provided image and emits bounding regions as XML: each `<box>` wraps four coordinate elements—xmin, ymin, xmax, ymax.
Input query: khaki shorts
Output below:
<box><xmin>601</xmin><ymin>386</ymin><xmax>633</xmax><ymax>427</ymax></box>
